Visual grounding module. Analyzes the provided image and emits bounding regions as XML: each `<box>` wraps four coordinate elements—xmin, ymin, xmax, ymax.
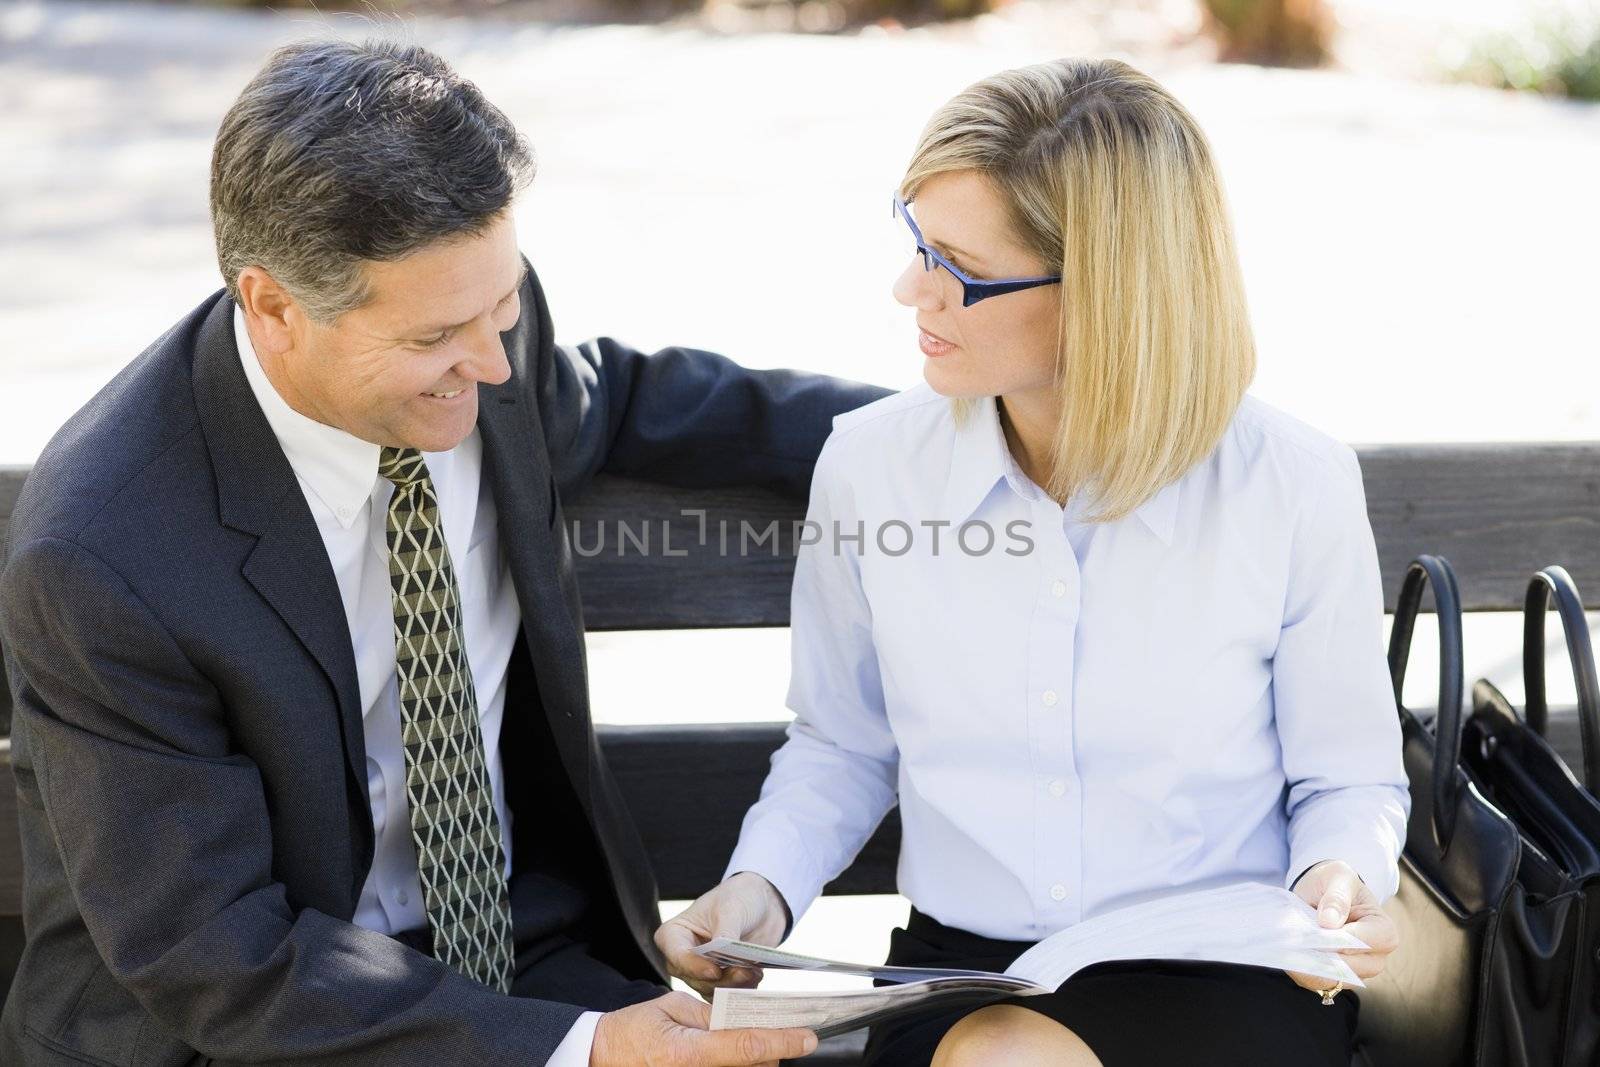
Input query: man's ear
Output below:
<box><xmin>235</xmin><ymin>266</ymin><xmax>298</xmax><ymax>357</ymax></box>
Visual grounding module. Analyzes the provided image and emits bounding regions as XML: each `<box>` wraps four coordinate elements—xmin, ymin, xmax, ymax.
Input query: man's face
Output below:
<box><xmin>243</xmin><ymin>210</ymin><xmax>526</xmax><ymax>453</ymax></box>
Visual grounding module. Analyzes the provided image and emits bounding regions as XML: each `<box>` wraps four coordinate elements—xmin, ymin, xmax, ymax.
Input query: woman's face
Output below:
<box><xmin>892</xmin><ymin>170</ymin><xmax>1062</xmax><ymax>401</ymax></box>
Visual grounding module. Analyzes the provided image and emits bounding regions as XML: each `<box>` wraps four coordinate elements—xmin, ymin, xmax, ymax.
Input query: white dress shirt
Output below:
<box><xmin>726</xmin><ymin>383</ymin><xmax>1411</xmax><ymax>943</ymax></box>
<box><xmin>235</xmin><ymin>308</ymin><xmax>600</xmax><ymax>1064</ymax></box>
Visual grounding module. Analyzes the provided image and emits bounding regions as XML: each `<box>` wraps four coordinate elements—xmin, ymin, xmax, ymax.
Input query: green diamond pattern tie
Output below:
<box><xmin>379</xmin><ymin>445</ymin><xmax>514</xmax><ymax>992</ymax></box>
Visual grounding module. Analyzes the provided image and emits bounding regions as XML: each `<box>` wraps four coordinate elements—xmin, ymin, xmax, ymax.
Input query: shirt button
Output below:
<box><xmin>1048</xmin><ymin>779</ymin><xmax>1067</xmax><ymax>797</ymax></box>
<box><xmin>1051</xmin><ymin>580</ymin><xmax>1067</xmax><ymax>598</ymax></box>
<box><xmin>396</xmin><ymin>889</ymin><xmax>410</xmax><ymax>906</ymax></box>
<box><xmin>1042</xmin><ymin>690</ymin><xmax>1058</xmax><ymax>707</ymax></box>
<box><xmin>1049</xmin><ymin>884</ymin><xmax>1067</xmax><ymax>902</ymax></box>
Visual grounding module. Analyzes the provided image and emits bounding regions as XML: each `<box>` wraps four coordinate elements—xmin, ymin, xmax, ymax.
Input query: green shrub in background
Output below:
<box><xmin>851</xmin><ymin>0</ymin><xmax>991</xmax><ymax>22</ymax></box>
<box><xmin>1453</xmin><ymin>13</ymin><xmax>1600</xmax><ymax>101</ymax></box>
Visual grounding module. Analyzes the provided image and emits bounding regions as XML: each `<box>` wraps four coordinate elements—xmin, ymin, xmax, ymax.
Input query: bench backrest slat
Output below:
<box><xmin>4</xmin><ymin>443</ymin><xmax>1600</xmax><ymax>636</ymax></box>
<box><xmin>558</xmin><ymin>444</ymin><xmax>1600</xmax><ymax>628</ymax></box>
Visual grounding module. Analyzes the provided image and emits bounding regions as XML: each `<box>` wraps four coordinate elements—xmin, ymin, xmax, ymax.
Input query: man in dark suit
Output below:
<box><xmin>0</xmin><ymin>37</ymin><xmax>885</xmax><ymax>1066</ymax></box>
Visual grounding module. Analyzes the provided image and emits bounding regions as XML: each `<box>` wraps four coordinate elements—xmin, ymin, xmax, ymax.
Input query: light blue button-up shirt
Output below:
<box><xmin>725</xmin><ymin>384</ymin><xmax>1410</xmax><ymax>942</ymax></box>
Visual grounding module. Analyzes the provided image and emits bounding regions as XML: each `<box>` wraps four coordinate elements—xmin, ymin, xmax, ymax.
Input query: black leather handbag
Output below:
<box><xmin>1463</xmin><ymin>565</ymin><xmax>1600</xmax><ymax>1063</ymax></box>
<box><xmin>1354</xmin><ymin>555</ymin><xmax>1584</xmax><ymax>1067</ymax></box>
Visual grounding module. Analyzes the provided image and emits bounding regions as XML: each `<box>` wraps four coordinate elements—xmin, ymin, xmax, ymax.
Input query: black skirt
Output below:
<box><xmin>863</xmin><ymin>907</ymin><xmax>1358</xmax><ymax>1067</ymax></box>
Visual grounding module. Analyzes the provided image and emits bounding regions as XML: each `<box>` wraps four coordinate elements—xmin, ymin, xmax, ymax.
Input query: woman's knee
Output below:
<box><xmin>930</xmin><ymin>1004</ymin><xmax>1104</xmax><ymax>1067</ymax></box>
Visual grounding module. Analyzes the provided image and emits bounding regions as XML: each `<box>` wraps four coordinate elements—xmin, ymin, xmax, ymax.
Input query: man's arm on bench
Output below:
<box><xmin>511</xmin><ymin>256</ymin><xmax>891</xmax><ymax>503</ymax></box>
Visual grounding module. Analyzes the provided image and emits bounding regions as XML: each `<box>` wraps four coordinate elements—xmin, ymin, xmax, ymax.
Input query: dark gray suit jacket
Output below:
<box><xmin>0</xmin><ymin>260</ymin><xmax>888</xmax><ymax>1065</ymax></box>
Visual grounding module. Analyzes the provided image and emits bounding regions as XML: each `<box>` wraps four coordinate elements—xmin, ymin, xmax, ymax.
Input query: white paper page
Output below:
<box><xmin>1005</xmin><ymin>880</ymin><xmax>1368</xmax><ymax>989</ymax></box>
<box><xmin>710</xmin><ymin>977</ymin><xmax>1049</xmax><ymax>1035</ymax></box>
<box><xmin>708</xmin><ymin>880</ymin><xmax>1372</xmax><ymax>1037</ymax></box>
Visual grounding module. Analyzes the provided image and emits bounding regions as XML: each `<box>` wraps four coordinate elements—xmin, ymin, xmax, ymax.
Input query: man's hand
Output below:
<box><xmin>1284</xmin><ymin>859</ymin><xmax>1400</xmax><ymax>995</ymax></box>
<box><xmin>590</xmin><ymin>991</ymin><xmax>816</xmax><ymax>1067</ymax></box>
<box><xmin>655</xmin><ymin>872</ymin><xmax>791</xmax><ymax>999</ymax></box>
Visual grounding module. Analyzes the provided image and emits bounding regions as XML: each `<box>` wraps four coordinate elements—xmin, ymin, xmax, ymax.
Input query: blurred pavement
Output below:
<box><xmin>4</xmin><ymin>0</ymin><xmax>1599</xmax><ymax>458</ymax></box>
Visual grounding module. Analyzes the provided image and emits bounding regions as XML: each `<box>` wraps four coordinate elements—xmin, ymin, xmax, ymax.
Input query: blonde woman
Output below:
<box><xmin>657</xmin><ymin>58</ymin><xmax>1407</xmax><ymax>1066</ymax></box>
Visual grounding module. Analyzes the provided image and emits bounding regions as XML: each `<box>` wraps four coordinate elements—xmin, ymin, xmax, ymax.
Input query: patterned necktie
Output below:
<box><xmin>378</xmin><ymin>445</ymin><xmax>515</xmax><ymax>992</ymax></box>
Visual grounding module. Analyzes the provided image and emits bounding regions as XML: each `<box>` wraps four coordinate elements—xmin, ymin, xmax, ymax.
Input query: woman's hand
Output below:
<box><xmin>1283</xmin><ymin>859</ymin><xmax>1399</xmax><ymax>996</ymax></box>
<box><xmin>655</xmin><ymin>872</ymin><xmax>792</xmax><ymax>1000</ymax></box>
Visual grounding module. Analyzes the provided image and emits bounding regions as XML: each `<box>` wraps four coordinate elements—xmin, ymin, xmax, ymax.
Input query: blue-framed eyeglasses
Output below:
<box><xmin>893</xmin><ymin>195</ymin><xmax>1061</xmax><ymax>308</ymax></box>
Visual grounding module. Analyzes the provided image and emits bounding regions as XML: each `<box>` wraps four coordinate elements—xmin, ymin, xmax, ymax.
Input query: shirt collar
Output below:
<box><xmin>939</xmin><ymin>394</ymin><xmax>1182</xmax><ymax>546</ymax></box>
<box><xmin>233</xmin><ymin>304</ymin><xmax>381</xmax><ymax>529</ymax></box>
<box><xmin>938</xmin><ymin>395</ymin><xmax>1011</xmax><ymax>524</ymax></box>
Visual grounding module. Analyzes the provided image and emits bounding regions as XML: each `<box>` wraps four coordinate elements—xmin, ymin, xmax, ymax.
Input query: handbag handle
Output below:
<box><xmin>1387</xmin><ymin>554</ymin><xmax>1466</xmax><ymax>851</ymax></box>
<box><xmin>1523</xmin><ymin>565</ymin><xmax>1600</xmax><ymax>794</ymax></box>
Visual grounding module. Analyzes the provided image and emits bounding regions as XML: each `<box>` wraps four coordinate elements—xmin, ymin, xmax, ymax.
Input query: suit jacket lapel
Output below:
<box><xmin>476</xmin><ymin>361</ymin><xmax>594</xmax><ymax>800</ymax></box>
<box><xmin>190</xmin><ymin>288</ymin><xmax>594</xmax><ymax>859</ymax></box>
<box><xmin>191</xmin><ymin>295</ymin><xmax>370</xmax><ymax>845</ymax></box>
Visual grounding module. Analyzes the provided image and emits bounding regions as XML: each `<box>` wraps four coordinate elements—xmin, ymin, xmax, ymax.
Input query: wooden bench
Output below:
<box><xmin>3</xmin><ymin>444</ymin><xmax>1600</xmax><ymax>1064</ymax></box>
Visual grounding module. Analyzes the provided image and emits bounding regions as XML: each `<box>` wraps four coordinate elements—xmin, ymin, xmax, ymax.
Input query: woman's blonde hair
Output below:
<box><xmin>901</xmin><ymin>57</ymin><xmax>1255</xmax><ymax>524</ymax></box>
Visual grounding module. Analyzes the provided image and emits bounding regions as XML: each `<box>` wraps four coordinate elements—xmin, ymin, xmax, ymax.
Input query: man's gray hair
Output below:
<box><xmin>210</xmin><ymin>38</ymin><xmax>535</xmax><ymax>323</ymax></box>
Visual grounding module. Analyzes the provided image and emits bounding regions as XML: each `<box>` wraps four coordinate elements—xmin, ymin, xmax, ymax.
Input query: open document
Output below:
<box><xmin>697</xmin><ymin>880</ymin><xmax>1368</xmax><ymax>1038</ymax></box>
